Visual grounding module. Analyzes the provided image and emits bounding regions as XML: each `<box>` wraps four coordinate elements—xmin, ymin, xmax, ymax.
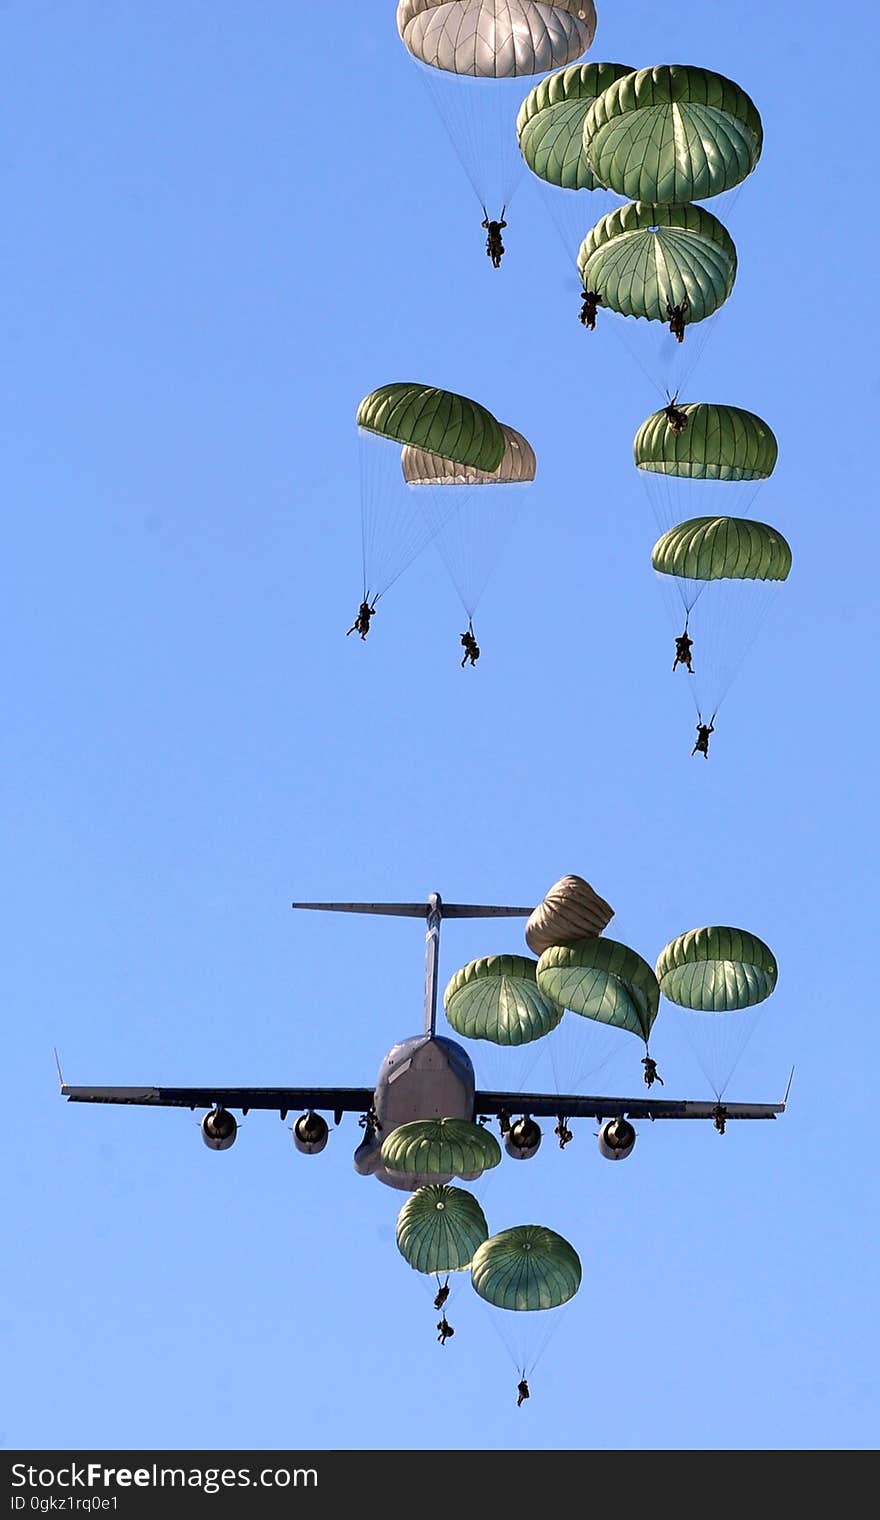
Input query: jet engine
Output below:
<box><xmin>504</xmin><ymin>1116</ymin><xmax>542</xmax><ymax>1160</ymax></box>
<box><xmin>293</xmin><ymin>1111</ymin><xmax>329</xmax><ymax>1155</ymax></box>
<box><xmin>201</xmin><ymin>1108</ymin><xmax>237</xmax><ymax>1151</ymax></box>
<box><xmin>597</xmin><ymin>1116</ymin><xmax>636</xmax><ymax>1161</ymax></box>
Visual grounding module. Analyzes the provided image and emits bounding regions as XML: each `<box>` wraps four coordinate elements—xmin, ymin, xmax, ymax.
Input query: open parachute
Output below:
<box><xmin>397</xmin><ymin>1</ymin><xmax>597</xmax><ymax>76</ymax></box>
<box><xmin>578</xmin><ymin>201</ymin><xmax>737</xmax><ymax>327</ymax></box>
<box><xmin>536</xmin><ymin>937</ymin><xmax>661</xmax><ymax>1083</ymax></box>
<box><xmin>397</xmin><ymin>1184</ymin><xmax>489</xmax><ymax>1274</ymax></box>
<box><xmin>381</xmin><ymin>1116</ymin><xmax>502</xmax><ymax>1183</ymax></box>
<box><xmin>471</xmin><ymin>1224</ymin><xmax>581</xmax><ymax>1310</ymax></box>
<box><xmin>444</xmin><ymin>954</ymin><xmax>563</xmax><ymax>1046</ymax></box>
<box><xmin>358</xmin><ymin>382</ymin><xmax>504</xmax><ymax>469</ymax></box>
<box><xmin>582</xmin><ymin>65</ymin><xmax>763</xmax><ymax>204</ymax></box>
<box><xmin>651</xmin><ymin>514</ymin><xmax>792</xmax><ymax>722</ymax></box>
<box><xmin>634</xmin><ymin>400</ymin><xmax>787</xmax><ymax>726</ymax></box>
<box><xmin>471</xmin><ymin>1223</ymin><xmax>582</xmax><ymax>1380</ymax></box>
<box><xmin>518</xmin><ymin>62</ymin><xmax>635</xmax><ymax>191</ymax></box>
<box><xmin>655</xmin><ymin>926</ymin><xmax>778</xmax><ymax>1096</ymax></box>
<box><xmin>355</xmin><ymin>381</ymin><xmax>505</xmax><ymax>613</ymax></box>
<box><xmin>396</xmin><ymin>1</ymin><xmax>597</xmax><ymax>235</ymax></box>
<box><xmin>635</xmin><ymin>404</ymin><xmax>778</xmax><ymax>484</ymax></box>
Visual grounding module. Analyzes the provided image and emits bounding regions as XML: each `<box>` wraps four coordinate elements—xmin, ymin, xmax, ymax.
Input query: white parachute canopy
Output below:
<box><xmin>397</xmin><ymin>2</ymin><xmax>597</xmax><ymax>77</ymax></box>
<box><xmin>397</xmin><ymin>2</ymin><xmax>597</xmax><ymax>217</ymax></box>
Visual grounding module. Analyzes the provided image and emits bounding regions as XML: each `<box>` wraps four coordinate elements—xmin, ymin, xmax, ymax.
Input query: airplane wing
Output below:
<box><xmin>474</xmin><ymin>1091</ymin><xmax>785</xmax><ymax>1121</ymax></box>
<box><xmin>60</xmin><ymin>1085</ymin><xmax>374</xmax><ymax>1120</ymax></box>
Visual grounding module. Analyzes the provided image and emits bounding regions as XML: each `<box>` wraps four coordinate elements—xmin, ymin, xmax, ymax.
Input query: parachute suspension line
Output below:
<box><xmin>679</xmin><ymin>1000</ymin><xmax>769</xmax><ymax>1101</ymax></box>
<box><xmin>696</xmin><ymin>583</ymin><xmax>782</xmax><ymax>718</ymax></box>
<box><xmin>417</xmin><ymin>65</ymin><xmax>487</xmax><ymax>210</ymax></box>
<box><xmin>526</xmin><ymin>1300</ymin><xmax>571</xmax><ymax>1377</ymax></box>
<box><xmin>417</xmin><ymin>66</ymin><xmax>526</xmax><ymax>216</ymax></box>
<box><xmin>667</xmin><ymin>575</ymin><xmax>785</xmax><ymax>722</ymax></box>
<box><xmin>605</xmin><ymin>315</ymin><xmax>669</xmax><ymax>401</ymax></box>
<box><xmin>473</xmin><ymin>1287</ymin><xmax>564</xmax><ymax>1381</ymax></box>
<box><xmin>358</xmin><ymin>428</ymin><xmax>376</xmax><ymax>601</ymax></box>
<box><xmin>417</xmin><ymin>479</ymin><xmax>529</xmax><ymax>622</ymax></box>
<box><xmin>535</xmin><ymin>180</ymin><xmax>594</xmax><ymax>280</ymax></box>
<box><xmin>475</xmin><ymin>1290</ymin><xmax>523</xmax><ymax>1372</ymax></box>
<box><xmin>669</xmin><ymin>301</ymin><xmax>729</xmax><ymax>397</ymax></box>
<box><xmin>542</xmin><ymin>1009</ymin><xmax>627</xmax><ymax>1096</ymax></box>
<box><xmin>359</xmin><ymin>433</ymin><xmax>451</xmax><ymax>602</ymax></box>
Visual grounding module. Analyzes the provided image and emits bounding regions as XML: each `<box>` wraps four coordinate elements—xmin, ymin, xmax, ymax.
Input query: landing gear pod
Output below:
<box><xmin>201</xmin><ymin>1108</ymin><xmax>237</xmax><ymax>1151</ymax></box>
<box><xmin>293</xmin><ymin>1111</ymin><xmax>329</xmax><ymax>1155</ymax></box>
<box><xmin>504</xmin><ymin>1117</ymin><xmax>542</xmax><ymax>1160</ymax></box>
<box><xmin>597</xmin><ymin>1117</ymin><xmax>636</xmax><ymax>1161</ymax></box>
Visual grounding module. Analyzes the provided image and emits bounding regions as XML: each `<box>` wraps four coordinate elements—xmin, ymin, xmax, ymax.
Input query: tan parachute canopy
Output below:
<box><xmin>401</xmin><ymin>423</ymin><xmax>536</xmax><ymax>486</ymax></box>
<box><xmin>525</xmin><ymin>874</ymin><xmax>614</xmax><ymax>955</ymax></box>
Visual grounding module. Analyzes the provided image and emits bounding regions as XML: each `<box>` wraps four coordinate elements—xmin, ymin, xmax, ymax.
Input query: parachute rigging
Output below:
<box><xmin>655</xmin><ymin>927</ymin><xmax>778</xmax><ymax>1097</ymax></box>
<box><xmin>402</xmin><ymin>422</ymin><xmax>536</xmax><ymax>627</ymax></box>
<box><xmin>355</xmin><ymin>382</ymin><xmax>505</xmax><ymax>608</ymax></box>
<box><xmin>397</xmin><ymin>2</ymin><xmax>598</xmax><ymax>234</ymax></box>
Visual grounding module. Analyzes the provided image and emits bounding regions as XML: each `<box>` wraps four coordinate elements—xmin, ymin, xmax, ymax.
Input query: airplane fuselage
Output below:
<box><xmin>354</xmin><ymin>1034</ymin><xmax>475</xmax><ymax>1190</ymax></box>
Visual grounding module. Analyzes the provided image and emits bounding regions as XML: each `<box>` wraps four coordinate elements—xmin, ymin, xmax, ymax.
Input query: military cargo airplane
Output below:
<box><xmin>60</xmin><ymin>894</ymin><xmax>788</xmax><ymax>1187</ymax></box>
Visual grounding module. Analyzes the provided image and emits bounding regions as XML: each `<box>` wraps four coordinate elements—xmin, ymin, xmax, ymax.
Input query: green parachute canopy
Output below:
<box><xmin>656</xmin><ymin>926</ymin><xmax>778</xmax><ymax>1011</ymax></box>
<box><xmin>401</xmin><ymin>422</ymin><xmax>536</xmax><ymax>486</ymax></box>
<box><xmin>537</xmin><ymin>937</ymin><xmax>660</xmax><ymax>1043</ymax></box>
<box><xmin>397</xmin><ymin>0</ymin><xmax>597</xmax><ymax>77</ymax></box>
<box><xmin>471</xmin><ymin>1225</ymin><xmax>582</xmax><ymax>1311</ymax></box>
<box><xmin>652</xmin><ymin>517</ymin><xmax>792</xmax><ymax>581</ymax></box>
<box><xmin>381</xmin><ymin>1118</ymin><xmax>502</xmax><ymax>1181</ymax></box>
<box><xmin>517</xmin><ymin>62</ymin><xmax>634</xmax><ymax>190</ymax></box>
<box><xmin>444</xmin><ymin>954</ymin><xmax>563</xmax><ymax>1047</ymax></box>
<box><xmin>583</xmin><ymin>64</ymin><xmax>763</xmax><ymax>203</ymax></box>
<box><xmin>578</xmin><ymin>202</ymin><xmax>736</xmax><ymax>323</ymax></box>
<box><xmin>396</xmin><ymin>1184</ymin><xmax>489</xmax><ymax>1274</ymax></box>
<box><xmin>357</xmin><ymin>384</ymin><xmax>505</xmax><ymax>473</ymax></box>
<box><xmin>634</xmin><ymin>405</ymin><xmax>778</xmax><ymax>482</ymax></box>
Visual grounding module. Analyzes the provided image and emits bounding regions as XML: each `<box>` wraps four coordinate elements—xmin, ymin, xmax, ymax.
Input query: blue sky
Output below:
<box><xmin>3</xmin><ymin>1</ymin><xmax>877</xmax><ymax>1452</ymax></box>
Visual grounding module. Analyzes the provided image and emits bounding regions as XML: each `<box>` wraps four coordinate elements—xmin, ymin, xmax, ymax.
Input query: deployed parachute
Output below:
<box><xmin>396</xmin><ymin>1</ymin><xmax>597</xmax><ymax>232</ymax></box>
<box><xmin>358</xmin><ymin>383</ymin><xmax>504</xmax><ymax>469</ymax></box>
<box><xmin>651</xmin><ymin>515</ymin><xmax>791</xmax><ymax>719</ymax></box>
<box><xmin>583</xmin><ymin>65</ymin><xmax>763</xmax><ymax>205</ymax></box>
<box><xmin>578</xmin><ymin>202</ymin><xmax>737</xmax><ymax>327</ymax></box>
<box><xmin>401</xmin><ymin>423</ymin><xmax>536</xmax><ymax>633</ymax></box>
<box><xmin>444</xmin><ymin>954</ymin><xmax>563</xmax><ymax>1046</ymax></box>
<box><xmin>577</xmin><ymin>201</ymin><xmax>737</xmax><ymax>395</ymax></box>
<box><xmin>396</xmin><ymin>1183</ymin><xmax>489</xmax><ymax>1274</ymax></box>
<box><xmin>655</xmin><ymin>927</ymin><xmax>778</xmax><ymax>1096</ymax></box>
<box><xmin>652</xmin><ymin>516</ymin><xmax>791</xmax><ymax>583</ymax></box>
<box><xmin>471</xmin><ymin>1225</ymin><xmax>582</xmax><ymax>1310</ymax></box>
<box><xmin>381</xmin><ymin>1117</ymin><xmax>502</xmax><ymax>1182</ymax></box>
<box><xmin>355</xmin><ymin>382</ymin><xmax>504</xmax><ymax>611</ymax></box>
<box><xmin>517</xmin><ymin>63</ymin><xmax>635</xmax><ymax>191</ymax></box>
<box><xmin>536</xmin><ymin>937</ymin><xmax>660</xmax><ymax>1064</ymax></box>
<box><xmin>471</xmin><ymin>1223</ymin><xmax>582</xmax><ymax>1379</ymax></box>
<box><xmin>637</xmin><ymin>408</ymin><xmax>785</xmax><ymax>724</ymax></box>
<box><xmin>525</xmin><ymin>873</ymin><xmax>614</xmax><ymax>955</ymax></box>
<box><xmin>656</xmin><ymin>926</ymin><xmax>778</xmax><ymax>1010</ymax></box>
<box><xmin>634</xmin><ymin>404</ymin><xmax>778</xmax><ymax>486</ymax></box>
<box><xmin>401</xmin><ymin>423</ymin><xmax>535</xmax><ymax>486</ymax></box>
<box><xmin>397</xmin><ymin>2</ymin><xmax>597</xmax><ymax>76</ymax></box>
